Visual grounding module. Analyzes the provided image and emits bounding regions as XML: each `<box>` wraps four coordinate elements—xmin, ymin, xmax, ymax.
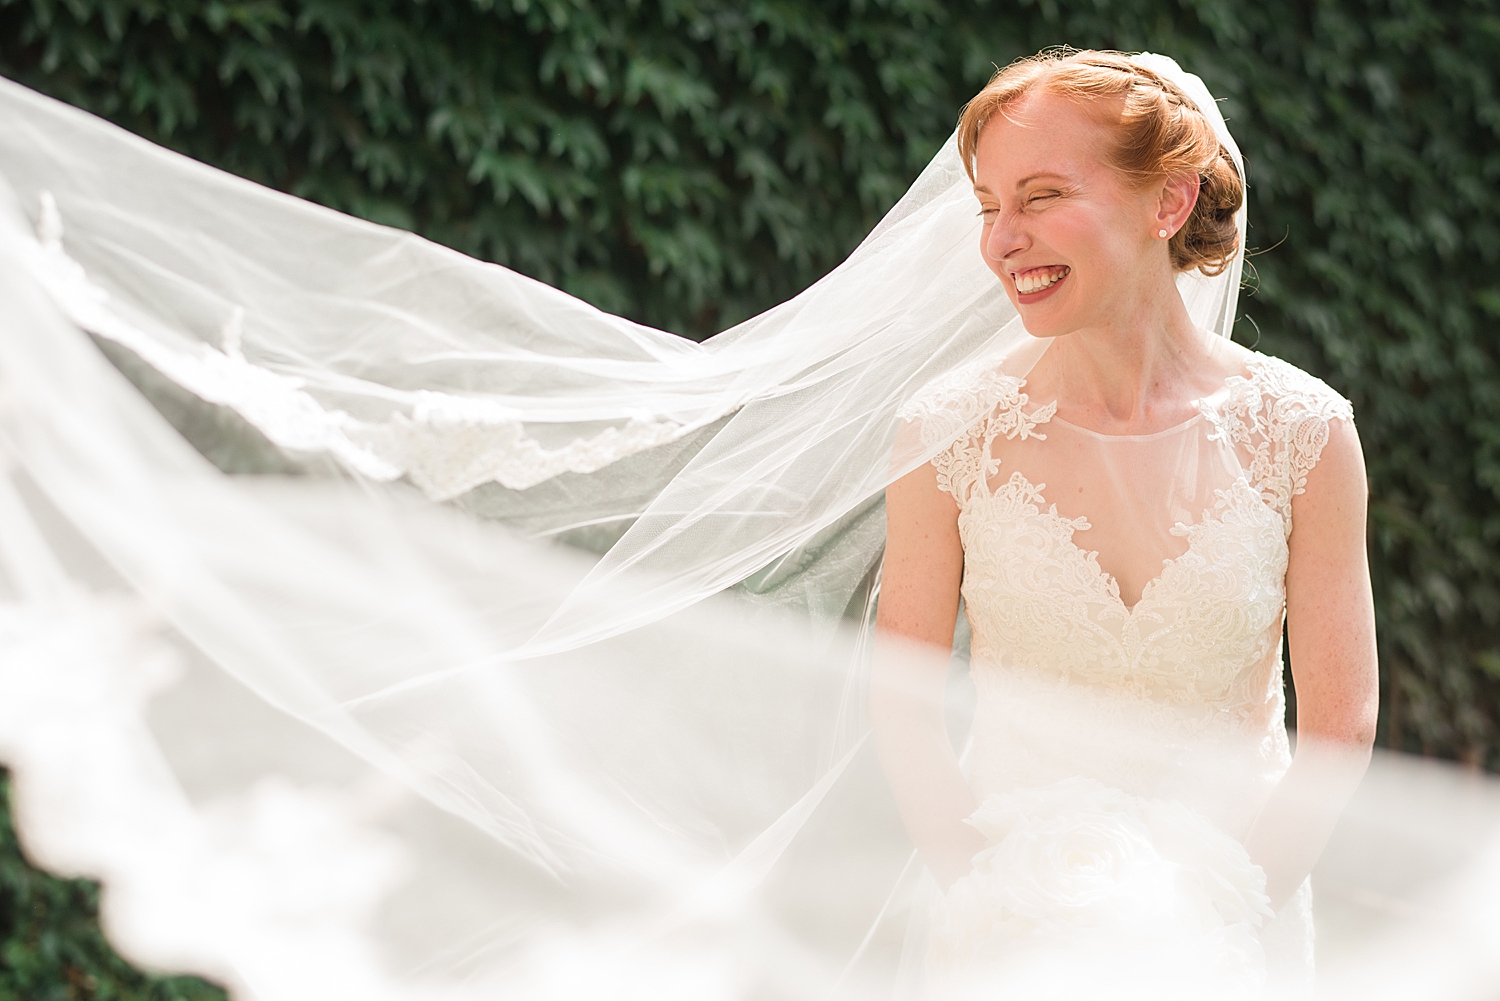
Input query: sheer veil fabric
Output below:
<box><xmin>0</xmin><ymin>52</ymin><xmax>1497</xmax><ymax>1001</ymax></box>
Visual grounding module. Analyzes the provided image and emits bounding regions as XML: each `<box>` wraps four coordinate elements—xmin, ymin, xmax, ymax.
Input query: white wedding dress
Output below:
<box><xmin>900</xmin><ymin>350</ymin><xmax>1353</xmax><ymax>995</ymax></box>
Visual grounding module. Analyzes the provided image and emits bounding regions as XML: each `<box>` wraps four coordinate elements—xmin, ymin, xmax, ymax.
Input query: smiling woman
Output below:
<box><xmin>961</xmin><ymin>51</ymin><xmax>1244</xmax><ymax>278</ymax></box>
<box><xmin>962</xmin><ymin>54</ymin><xmax>1242</xmax><ymax>333</ymax></box>
<box><xmin>873</xmin><ymin>50</ymin><xmax>1377</xmax><ymax>995</ymax></box>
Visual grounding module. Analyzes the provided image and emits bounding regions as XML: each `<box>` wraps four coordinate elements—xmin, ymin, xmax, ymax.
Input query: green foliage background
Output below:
<box><xmin>0</xmin><ymin>770</ymin><xmax>228</xmax><ymax>999</ymax></box>
<box><xmin>1</xmin><ymin>0</ymin><xmax>1497</xmax><ymax>993</ymax></box>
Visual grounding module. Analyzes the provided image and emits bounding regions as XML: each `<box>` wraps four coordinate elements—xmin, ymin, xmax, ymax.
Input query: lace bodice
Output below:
<box><xmin>905</xmin><ymin>352</ymin><xmax>1350</xmax><ymax>982</ymax></box>
<box><xmin>901</xmin><ymin>352</ymin><xmax>1353</xmax><ymax>814</ymax></box>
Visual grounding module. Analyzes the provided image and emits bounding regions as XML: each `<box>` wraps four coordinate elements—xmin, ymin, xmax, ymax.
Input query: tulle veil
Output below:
<box><xmin>0</xmin><ymin>53</ymin><xmax>1496</xmax><ymax>1000</ymax></box>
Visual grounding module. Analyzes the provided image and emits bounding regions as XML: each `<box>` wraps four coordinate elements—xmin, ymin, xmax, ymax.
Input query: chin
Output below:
<box><xmin>1015</xmin><ymin>311</ymin><xmax>1078</xmax><ymax>340</ymax></box>
<box><xmin>1010</xmin><ymin>284</ymin><xmax>1085</xmax><ymax>340</ymax></box>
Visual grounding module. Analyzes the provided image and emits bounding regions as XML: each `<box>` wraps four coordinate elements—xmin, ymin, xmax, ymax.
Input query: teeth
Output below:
<box><xmin>1014</xmin><ymin>266</ymin><xmax>1069</xmax><ymax>294</ymax></box>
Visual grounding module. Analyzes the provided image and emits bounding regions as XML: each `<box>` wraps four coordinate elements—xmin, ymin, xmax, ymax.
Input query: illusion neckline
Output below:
<box><xmin>1048</xmin><ymin>411</ymin><xmax>1205</xmax><ymax>442</ymax></box>
<box><xmin>1028</xmin><ymin>375</ymin><xmax>1237</xmax><ymax>442</ymax></box>
<box><xmin>971</xmin><ymin>373</ymin><xmax>1249</xmax><ymax>615</ymax></box>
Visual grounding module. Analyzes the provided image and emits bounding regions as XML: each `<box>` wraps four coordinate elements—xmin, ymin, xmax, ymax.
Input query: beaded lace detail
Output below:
<box><xmin>1201</xmin><ymin>356</ymin><xmax>1355</xmax><ymax>537</ymax></box>
<box><xmin>902</xmin><ymin>353</ymin><xmax>1353</xmax><ymax>733</ymax></box>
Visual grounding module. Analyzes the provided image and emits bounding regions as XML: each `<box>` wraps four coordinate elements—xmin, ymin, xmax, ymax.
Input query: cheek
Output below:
<box><xmin>1044</xmin><ymin>208</ymin><xmax>1104</xmax><ymax>263</ymax></box>
<box><xmin>1049</xmin><ymin>207</ymin><xmax>1140</xmax><ymax>291</ymax></box>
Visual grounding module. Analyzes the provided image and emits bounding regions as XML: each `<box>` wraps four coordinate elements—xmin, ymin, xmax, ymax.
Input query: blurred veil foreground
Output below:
<box><xmin>0</xmin><ymin>65</ymin><xmax>1497</xmax><ymax>1000</ymax></box>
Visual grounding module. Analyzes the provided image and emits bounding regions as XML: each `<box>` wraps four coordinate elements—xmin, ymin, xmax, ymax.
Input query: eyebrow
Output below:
<box><xmin>1015</xmin><ymin>172</ymin><xmax>1069</xmax><ymax>188</ymax></box>
<box><xmin>972</xmin><ymin>172</ymin><xmax>1070</xmax><ymax>196</ymax></box>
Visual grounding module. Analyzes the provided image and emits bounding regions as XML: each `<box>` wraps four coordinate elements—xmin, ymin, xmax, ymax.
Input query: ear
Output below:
<box><xmin>1155</xmin><ymin>173</ymin><xmax>1200</xmax><ymax>238</ymax></box>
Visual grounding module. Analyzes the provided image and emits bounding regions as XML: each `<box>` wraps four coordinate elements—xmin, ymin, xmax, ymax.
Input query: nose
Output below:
<box><xmin>983</xmin><ymin>210</ymin><xmax>1026</xmax><ymax>265</ymax></box>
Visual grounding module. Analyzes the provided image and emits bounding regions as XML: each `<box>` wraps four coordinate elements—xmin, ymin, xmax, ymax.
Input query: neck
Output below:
<box><xmin>1041</xmin><ymin>285</ymin><xmax>1224</xmax><ymax>432</ymax></box>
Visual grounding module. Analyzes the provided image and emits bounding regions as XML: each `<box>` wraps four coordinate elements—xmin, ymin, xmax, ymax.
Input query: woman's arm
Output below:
<box><xmin>1243</xmin><ymin>417</ymin><xmax>1380</xmax><ymax>909</ymax></box>
<box><xmin>870</xmin><ymin>460</ymin><xmax>986</xmax><ymax>888</ymax></box>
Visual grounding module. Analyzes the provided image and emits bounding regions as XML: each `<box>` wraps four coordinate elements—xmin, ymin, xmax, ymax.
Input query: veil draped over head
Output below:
<box><xmin>0</xmin><ymin>52</ymin><xmax>1496</xmax><ymax>1000</ymax></box>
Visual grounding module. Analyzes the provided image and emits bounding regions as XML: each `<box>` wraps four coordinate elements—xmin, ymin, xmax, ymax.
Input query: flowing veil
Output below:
<box><xmin>0</xmin><ymin>51</ymin><xmax>1497</xmax><ymax>1000</ymax></box>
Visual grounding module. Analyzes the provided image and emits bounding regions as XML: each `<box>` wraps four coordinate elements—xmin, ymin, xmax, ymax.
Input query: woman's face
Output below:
<box><xmin>972</xmin><ymin>91</ymin><xmax>1168</xmax><ymax>339</ymax></box>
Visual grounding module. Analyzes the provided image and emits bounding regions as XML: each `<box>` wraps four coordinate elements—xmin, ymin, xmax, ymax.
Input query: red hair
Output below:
<box><xmin>957</xmin><ymin>49</ymin><xmax>1243</xmax><ymax>276</ymax></box>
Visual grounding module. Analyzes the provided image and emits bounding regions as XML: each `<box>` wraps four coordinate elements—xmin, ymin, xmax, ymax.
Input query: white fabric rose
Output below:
<box><xmin>927</xmin><ymin>777</ymin><xmax>1271</xmax><ymax>999</ymax></box>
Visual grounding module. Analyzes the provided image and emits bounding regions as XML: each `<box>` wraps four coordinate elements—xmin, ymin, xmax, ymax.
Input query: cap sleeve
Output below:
<box><xmin>1205</xmin><ymin>354</ymin><xmax>1354</xmax><ymax>536</ymax></box>
<box><xmin>897</xmin><ymin>362</ymin><xmax>1051</xmax><ymax>506</ymax></box>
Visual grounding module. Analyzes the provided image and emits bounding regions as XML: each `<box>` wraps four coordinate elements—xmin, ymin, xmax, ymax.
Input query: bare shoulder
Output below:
<box><xmin>886</xmin><ymin>455</ymin><xmax>959</xmax><ymax>524</ymax></box>
<box><xmin>1289</xmin><ymin>402</ymin><xmax>1367</xmax><ymax>563</ymax></box>
<box><xmin>881</xmin><ymin>433</ymin><xmax>963</xmax><ymax>645</ymax></box>
<box><xmin>1296</xmin><ymin>414</ymin><xmax>1367</xmax><ymax>507</ymax></box>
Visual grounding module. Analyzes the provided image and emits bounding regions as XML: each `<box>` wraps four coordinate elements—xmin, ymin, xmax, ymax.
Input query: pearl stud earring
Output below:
<box><xmin>1157</xmin><ymin>229</ymin><xmax>1169</xmax><ymax>239</ymax></box>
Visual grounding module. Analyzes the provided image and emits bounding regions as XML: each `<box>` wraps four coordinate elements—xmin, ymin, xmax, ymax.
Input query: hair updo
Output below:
<box><xmin>956</xmin><ymin>49</ymin><xmax>1243</xmax><ymax>277</ymax></box>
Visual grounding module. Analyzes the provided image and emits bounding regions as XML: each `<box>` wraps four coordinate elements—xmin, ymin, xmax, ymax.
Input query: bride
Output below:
<box><xmin>871</xmin><ymin>50</ymin><xmax>1376</xmax><ymax>995</ymax></box>
<box><xmin>0</xmin><ymin>43</ymin><xmax>1482</xmax><ymax>1001</ymax></box>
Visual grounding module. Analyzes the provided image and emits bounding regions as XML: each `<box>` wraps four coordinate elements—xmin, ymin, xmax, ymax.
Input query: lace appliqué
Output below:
<box><xmin>899</xmin><ymin>363</ymin><xmax>1056</xmax><ymax>503</ymax></box>
<box><xmin>18</xmin><ymin>195</ymin><xmax>691</xmax><ymax>500</ymax></box>
<box><xmin>933</xmin><ymin>351</ymin><xmax>1352</xmax><ymax>765</ymax></box>
<box><xmin>356</xmin><ymin>400</ymin><xmax>685</xmax><ymax>500</ymax></box>
<box><xmin>1200</xmin><ymin>356</ymin><xmax>1354</xmax><ymax>537</ymax></box>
